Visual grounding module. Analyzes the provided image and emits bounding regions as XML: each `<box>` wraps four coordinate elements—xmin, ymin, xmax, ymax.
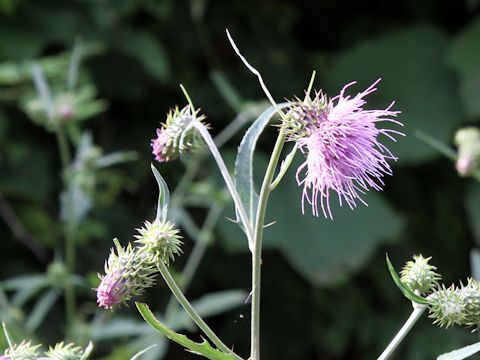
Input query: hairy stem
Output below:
<box><xmin>377</xmin><ymin>305</ymin><xmax>426</xmax><ymax>360</ymax></box>
<box><xmin>251</xmin><ymin>132</ymin><xmax>287</xmax><ymax>360</ymax></box>
<box><xmin>157</xmin><ymin>261</ymin><xmax>243</xmax><ymax>359</ymax></box>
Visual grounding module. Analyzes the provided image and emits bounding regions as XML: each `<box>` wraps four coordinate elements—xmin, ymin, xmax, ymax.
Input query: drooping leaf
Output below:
<box><xmin>136</xmin><ymin>303</ymin><xmax>237</xmax><ymax>360</ymax></box>
<box><xmin>151</xmin><ymin>164</ymin><xmax>170</xmax><ymax>222</ymax></box>
<box><xmin>234</xmin><ymin>103</ymin><xmax>288</xmax><ymax>225</ymax></box>
<box><xmin>386</xmin><ymin>254</ymin><xmax>429</xmax><ymax>305</ymax></box>
<box><xmin>321</xmin><ymin>24</ymin><xmax>463</xmax><ymax>163</ymax></box>
<box><xmin>25</xmin><ymin>289</ymin><xmax>61</xmax><ymax>332</ymax></box>
<box><xmin>437</xmin><ymin>341</ymin><xmax>480</xmax><ymax>360</ymax></box>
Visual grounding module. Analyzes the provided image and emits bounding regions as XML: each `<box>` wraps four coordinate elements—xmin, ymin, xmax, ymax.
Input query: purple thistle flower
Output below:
<box><xmin>290</xmin><ymin>79</ymin><xmax>403</xmax><ymax>219</ymax></box>
<box><xmin>96</xmin><ymin>271</ymin><xmax>129</xmax><ymax>309</ymax></box>
<box><xmin>151</xmin><ymin>129</ymin><xmax>171</xmax><ymax>163</ymax></box>
<box><xmin>96</xmin><ymin>240</ymin><xmax>158</xmax><ymax>309</ymax></box>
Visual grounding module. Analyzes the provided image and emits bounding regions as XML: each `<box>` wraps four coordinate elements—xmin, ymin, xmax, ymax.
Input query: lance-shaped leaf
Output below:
<box><xmin>136</xmin><ymin>303</ymin><xmax>237</xmax><ymax>360</ymax></box>
<box><xmin>234</xmin><ymin>103</ymin><xmax>288</xmax><ymax>224</ymax></box>
<box><xmin>151</xmin><ymin>164</ymin><xmax>170</xmax><ymax>222</ymax></box>
<box><xmin>437</xmin><ymin>341</ymin><xmax>480</xmax><ymax>360</ymax></box>
<box><xmin>386</xmin><ymin>254</ymin><xmax>429</xmax><ymax>305</ymax></box>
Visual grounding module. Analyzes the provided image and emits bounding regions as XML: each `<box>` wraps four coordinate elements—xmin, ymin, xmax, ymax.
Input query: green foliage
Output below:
<box><xmin>136</xmin><ymin>303</ymin><xmax>237</xmax><ymax>360</ymax></box>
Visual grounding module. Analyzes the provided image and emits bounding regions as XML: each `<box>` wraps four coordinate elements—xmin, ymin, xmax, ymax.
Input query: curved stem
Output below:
<box><xmin>251</xmin><ymin>132</ymin><xmax>287</xmax><ymax>360</ymax></box>
<box><xmin>377</xmin><ymin>305</ymin><xmax>426</xmax><ymax>360</ymax></box>
<box><xmin>165</xmin><ymin>203</ymin><xmax>223</xmax><ymax>318</ymax></box>
<box><xmin>193</xmin><ymin>121</ymin><xmax>255</xmax><ymax>248</ymax></box>
<box><xmin>157</xmin><ymin>261</ymin><xmax>243</xmax><ymax>359</ymax></box>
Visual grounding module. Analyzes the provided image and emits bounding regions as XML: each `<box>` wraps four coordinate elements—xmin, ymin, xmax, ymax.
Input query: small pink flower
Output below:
<box><xmin>292</xmin><ymin>79</ymin><xmax>403</xmax><ymax>219</ymax></box>
<box><xmin>96</xmin><ymin>271</ymin><xmax>128</xmax><ymax>309</ymax></box>
<box><xmin>151</xmin><ymin>129</ymin><xmax>171</xmax><ymax>163</ymax></box>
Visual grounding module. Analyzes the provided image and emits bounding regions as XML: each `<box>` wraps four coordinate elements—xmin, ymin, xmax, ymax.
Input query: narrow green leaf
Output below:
<box><xmin>437</xmin><ymin>341</ymin><xmax>480</xmax><ymax>360</ymax></box>
<box><xmin>130</xmin><ymin>344</ymin><xmax>157</xmax><ymax>360</ymax></box>
<box><xmin>151</xmin><ymin>164</ymin><xmax>170</xmax><ymax>222</ymax></box>
<box><xmin>234</xmin><ymin>103</ymin><xmax>288</xmax><ymax>225</ymax></box>
<box><xmin>386</xmin><ymin>254</ymin><xmax>429</xmax><ymax>305</ymax></box>
<box><xmin>136</xmin><ymin>303</ymin><xmax>237</xmax><ymax>360</ymax></box>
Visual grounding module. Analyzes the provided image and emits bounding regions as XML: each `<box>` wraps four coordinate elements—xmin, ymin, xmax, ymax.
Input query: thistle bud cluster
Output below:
<box><xmin>151</xmin><ymin>105</ymin><xmax>207</xmax><ymax>163</ymax></box>
<box><xmin>398</xmin><ymin>255</ymin><xmax>480</xmax><ymax>331</ymax></box>
<box><xmin>0</xmin><ymin>341</ymin><xmax>40</xmax><ymax>360</ymax></box>
<box><xmin>45</xmin><ymin>342</ymin><xmax>84</xmax><ymax>360</ymax></box>
<box><xmin>281</xmin><ymin>91</ymin><xmax>328</xmax><ymax>141</ymax></box>
<box><xmin>428</xmin><ymin>279</ymin><xmax>480</xmax><ymax>330</ymax></box>
<box><xmin>96</xmin><ymin>220</ymin><xmax>182</xmax><ymax>309</ymax></box>
<box><xmin>454</xmin><ymin>127</ymin><xmax>480</xmax><ymax>176</ymax></box>
<box><xmin>400</xmin><ymin>255</ymin><xmax>441</xmax><ymax>294</ymax></box>
<box><xmin>0</xmin><ymin>341</ymin><xmax>90</xmax><ymax>360</ymax></box>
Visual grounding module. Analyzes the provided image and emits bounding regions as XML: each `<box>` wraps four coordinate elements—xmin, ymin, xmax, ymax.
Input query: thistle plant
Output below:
<box><xmin>93</xmin><ymin>30</ymin><xmax>405</xmax><ymax>360</ymax></box>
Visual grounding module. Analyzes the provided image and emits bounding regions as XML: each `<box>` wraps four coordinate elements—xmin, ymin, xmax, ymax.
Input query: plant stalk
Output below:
<box><xmin>377</xmin><ymin>304</ymin><xmax>426</xmax><ymax>360</ymax></box>
<box><xmin>157</xmin><ymin>261</ymin><xmax>242</xmax><ymax>359</ymax></box>
<box><xmin>251</xmin><ymin>132</ymin><xmax>287</xmax><ymax>360</ymax></box>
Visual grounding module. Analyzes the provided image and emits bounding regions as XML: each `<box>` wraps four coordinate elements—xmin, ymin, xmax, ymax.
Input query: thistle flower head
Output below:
<box><xmin>454</xmin><ymin>127</ymin><xmax>480</xmax><ymax>176</ymax></box>
<box><xmin>400</xmin><ymin>254</ymin><xmax>441</xmax><ymax>295</ymax></box>
<box><xmin>96</xmin><ymin>239</ymin><xmax>158</xmax><ymax>309</ymax></box>
<box><xmin>151</xmin><ymin>105</ymin><xmax>207</xmax><ymax>163</ymax></box>
<box><xmin>428</xmin><ymin>284</ymin><xmax>466</xmax><ymax>328</ymax></box>
<box><xmin>45</xmin><ymin>342</ymin><xmax>83</xmax><ymax>360</ymax></box>
<box><xmin>135</xmin><ymin>220</ymin><xmax>182</xmax><ymax>265</ymax></box>
<box><xmin>1</xmin><ymin>341</ymin><xmax>41</xmax><ymax>360</ymax></box>
<box><xmin>287</xmin><ymin>79</ymin><xmax>403</xmax><ymax>219</ymax></box>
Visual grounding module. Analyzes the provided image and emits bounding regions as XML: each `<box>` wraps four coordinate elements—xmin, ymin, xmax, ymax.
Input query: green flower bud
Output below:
<box><xmin>135</xmin><ymin>220</ymin><xmax>183</xmax><ymax>264</ymax></box>
<box><xmin>400</xmin><ymin>254</ymin><xmax>441</xmax><ymax>294</ymax></box>
<box><xmin>45</xmin><ymin>342</ymin><xmax>83</xmax><ymax>360</ymax></box>
<box><xmin>281</xmin><ymin>91</ymin><xmax>328</xmax><ymax>141</ymax></box>
<box><xmin>428</xmin><ymin>284</ymin><xmax>466</xmax><ymax>328</ymax></box>
<box><xmin>1</xmin><ymin>341</ymin><xmax>41</xmax><ymax>360</ymax></box>
<box><xmin>151</xmin><ymin>105</ymin><xmax>207</xmax><ymax>163</ymax></box>
<box><xmin>96</xmin><ymin>239</ymin><xmax>158</xmax><ymax>309</ymax></box>
<box><xmin>459</xmin><ymin>278</ymin><xmax>480</xmax><ymax>330</ymax></box>
<box><xmin>454</xmin><ymin>127</ymin><xmax>480</xmax><ymax>176</ymax></box>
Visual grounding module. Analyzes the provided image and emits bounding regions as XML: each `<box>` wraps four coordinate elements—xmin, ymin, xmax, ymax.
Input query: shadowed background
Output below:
<box><xmin>0</xmin><ymin>0</ymin><xmax>480</xmax><ymax>359</ymax></box>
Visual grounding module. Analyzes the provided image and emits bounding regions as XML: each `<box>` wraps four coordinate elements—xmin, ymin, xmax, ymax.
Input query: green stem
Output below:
<box><xmin>165</xmin><ymin>203</ymin><xmax>223</xmax><ymax>318</ymax></box>
<box><xmin>251</xmin><ymin>132</ymin><xmax>287</xmax><ymax>360</ymax></box>
<box><xmin>378</xmin><ymin>305</ymin><xmax>426</xmax><ymax>360</ymax></box>
<box><xmin>157</xmin><ymin>261</ymin><xmax>242</xmax><ymax>359</ymax></box>
<box><xmin>55</xmin><ymin>123</ymin><xmax>76</xmax><ymax>326</ymax></box>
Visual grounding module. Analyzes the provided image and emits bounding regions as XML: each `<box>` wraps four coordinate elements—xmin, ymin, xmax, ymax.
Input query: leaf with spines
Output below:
<box><xmin>234</xmin><ymin>103</ymin><xmax>288</xmax><ymax>226</ymax></box>
<box><xmin>151</xmin><ymin>164</ymin><xmax>170</xmax><ymax>222</ymax></box>
<box><xmin>136</xmin><ymin>303</ymin><xmax>237</xmax><ymax>360</ymax></box>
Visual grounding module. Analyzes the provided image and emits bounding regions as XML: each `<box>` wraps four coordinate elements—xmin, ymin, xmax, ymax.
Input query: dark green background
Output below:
<box><xmin>1</xmin><ymin>0</ymin><xmax>480</xmax><ymax>359</ymax></box>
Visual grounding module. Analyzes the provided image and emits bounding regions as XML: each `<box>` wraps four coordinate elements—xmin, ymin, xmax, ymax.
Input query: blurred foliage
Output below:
<box><xmin>0</xmin><ymin>0</ymin><xmax>479</xmax><ymax>359</ymax></box>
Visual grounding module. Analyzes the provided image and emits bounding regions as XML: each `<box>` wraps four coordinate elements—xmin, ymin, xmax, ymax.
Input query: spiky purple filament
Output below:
<box><xmin>295</xmin><ymin>79</ymin><xmax>403</xmax><ymax>219</ymax></box>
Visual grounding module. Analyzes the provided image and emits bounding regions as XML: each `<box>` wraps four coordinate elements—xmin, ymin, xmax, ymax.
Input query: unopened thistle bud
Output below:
<box><xmin>400</xmin><ymin>255</ymin><xmax>441</xmax><ymax>294</ymax></box>
<box><xmin>428</xmin><ymin>284</ymin><xmax>466</xmax><ymax>328</ymax></box>
<box><xmin>454</xmin><ymin>127</ymin><xmax>480</xmax><ymax>176</ymax></box>
<box><xmin>96</xmin><ymin>239</ymin><xmax>158</xmax><ymax>309</ymax></box>
<box><xmin>45</xmin><ymin>342</ymin><xmax>82</xmax><ymax>360</ymax></box>
<box><xmin>135</xmin><ymin>220</ymin><xmax>182</xmax><ymax>265</ymax></box>
<box><xmin>459</xmin><ymin>278</ymin><xmax>480</xmax><ymax>330</ymax></box>
<box><xmin>282</xmin><ymin>91</ymin><xmax>328</xmax><ymax>141</ymax></box>
<box><xmin>1</xmin><ymin>341</ymin><xmax>41</xmax><ymax>360</ymax></box>
<box><xmin>151</xmin><ymin>105</ymin><xmax>207</xmax><ymax>163</ymax></box>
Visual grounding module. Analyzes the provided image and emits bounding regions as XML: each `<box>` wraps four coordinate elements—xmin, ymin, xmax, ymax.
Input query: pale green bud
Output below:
<box><xmin>135</xmin><ymin>220</ymin><xmax>183</xmax><ymax>265</ymax></box>
<box><xmin>400</xmin><ymin>254</ymin><xmax>441</xmax><ymax>294</ymax></box>
<box><xmin>428</xmin><ymin>284</ymin><xmax>466</xmax><ymax>328</ymax></box>
<box><xmin>1</xmin><ymin>341</ymin><xmax>41</xmax><ymax>360</ymax></box>
<box><xmin>45</xmin><ymin>342</ymin><xmax>83</xmax><ymax>360</ymax></box>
